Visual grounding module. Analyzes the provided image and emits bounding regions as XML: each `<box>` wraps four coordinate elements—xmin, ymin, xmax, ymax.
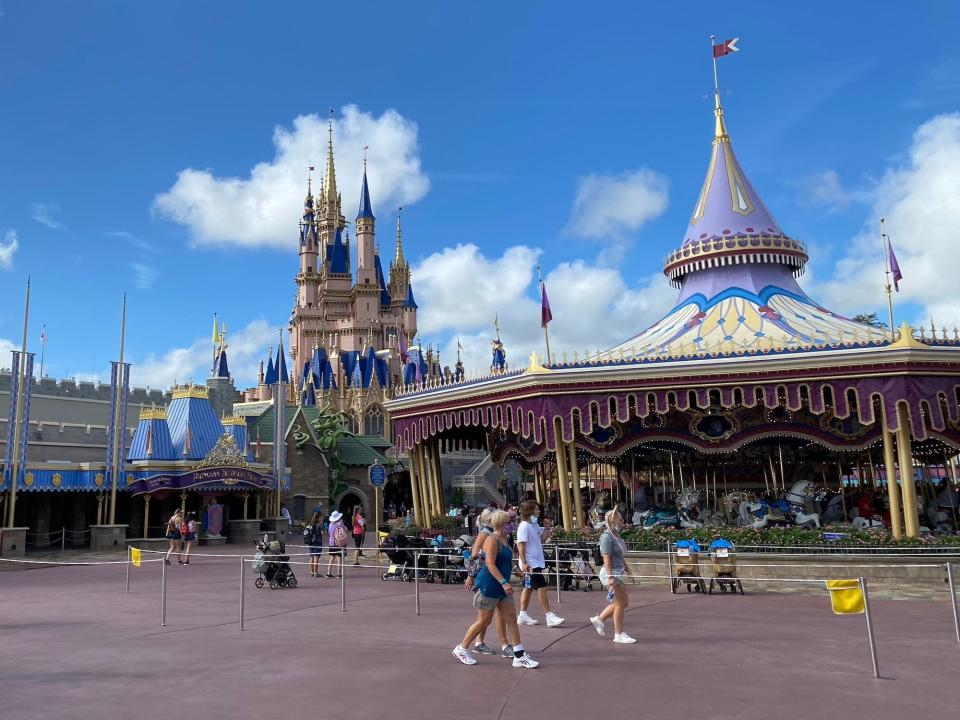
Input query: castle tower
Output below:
<box><xmin>389</xmin><ymin>209</ymin><xmax>418</xmax><ymax>342</ymax></box>
<box><xmin>297</xmin><ymin>177</ymin><xmax>320</xmax><ymax>308</ymax></box>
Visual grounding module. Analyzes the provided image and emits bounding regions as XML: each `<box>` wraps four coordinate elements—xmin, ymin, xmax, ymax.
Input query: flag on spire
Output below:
<box><xmin>40</xmin><ymin>325</ymin><xmax>47</xmax><ymax>344</ymax></box>
<box><xmin>888</xmin><ymin>240</ymin><xmax>903</xmax><ymax>292</ymax></box>
<box><xmin>541</xmin><ymin>282</ymin><xmax>553</xmax><ymax>329</ymax></box>
<box><xmin>712</xmin><ymin>37</ymin><xmax>740</xmax><ymax>58</ymax></box>
<box><xmin>398</xmin><ymin>330</ymin><xmax>409</xmax><ymax>364</ymax></box>
<box><xmin>212</xmin><ymin>315</ymin><xmax>221</xmax><ymax>345</ymax></box>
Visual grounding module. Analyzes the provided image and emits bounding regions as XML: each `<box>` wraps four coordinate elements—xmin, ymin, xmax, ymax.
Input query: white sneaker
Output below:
<box><xmin>545</xmin><ymin>612</ymin><xmax>565</xmax><ymax>628</ymax></box>
<box><xmin>517</xmin><ymin>612</ymin><xmax>539</xmax><ymax>626</ymax></box>
<box><xmin>452</xmin><ymin>645</ymin><xmax>477</xmax><ymax>665</ymax></box>
<box><xmin>613</xmin><ymin>632</ymin><xmax>637</xmax><ymax>644</ymax></box>
<box><xmin>512</xmin><ymin>652</ymin><xmax>540</xmax><ymax>669</ymax></box>
<box><xmin>589</xmin><ymin>615</ymin><xmax>606</xmax><ymax>637</ymax></box>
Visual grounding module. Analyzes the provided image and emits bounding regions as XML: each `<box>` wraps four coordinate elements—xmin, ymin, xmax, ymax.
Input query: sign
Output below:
<box><xmin>130</xmin><ymin>547</ymin><xmax>142</xmax><ymax>567</ymax></box>
<box><xmin>676</xmin><ymin>547</ymin><xmax>690</xmax><ymax>557</ymax></box>
<box><xmin>715</xmin><ymin>548</ymin><xmax>729</xmax><ymax>558</ymax></box>
<box><xmin>369</xmin><ymin>462</ymin><xmax>386</xmax><ymax>488</ymax></box>
<box><xmin>133</xmin><ymin>467</ymin><xmax>273</xmax><ymax>495</ymax></box>
<box><xmin>826</xmin><ymin>579</ymin><xmax>864</xmax><ymax>614</ymax></box>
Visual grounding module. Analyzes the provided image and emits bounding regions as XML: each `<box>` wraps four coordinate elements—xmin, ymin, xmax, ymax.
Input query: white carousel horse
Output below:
<box><xmin>852</xmin><ymin>515</ymin><xmax>885</xmax><ymax>531</ymax></box>
<box><xmin>675</xmin><ymin>488</ymin><xmax>704</xmax><ymax>529</ymax></box>
<box><xmin>739</xmin><ymin>480</ymin><xmax>820</xmax><ymax>529</ymax></box>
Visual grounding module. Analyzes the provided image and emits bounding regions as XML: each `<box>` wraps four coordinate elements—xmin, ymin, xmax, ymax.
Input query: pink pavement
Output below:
<box><xmin>1</xmin><ymin>547</ymin><xmax>958</xmax><ymax>720</ymax></box>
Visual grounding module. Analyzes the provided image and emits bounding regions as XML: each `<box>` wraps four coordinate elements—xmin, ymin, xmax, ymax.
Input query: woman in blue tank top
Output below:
<box><xmin>452</xmin><ymin>510</ymin><xmax>540</xmax><ymax>669</ymax></box>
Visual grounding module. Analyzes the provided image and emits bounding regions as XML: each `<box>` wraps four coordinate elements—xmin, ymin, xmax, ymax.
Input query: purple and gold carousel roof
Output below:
<box><xmin>602</xmin><ymin>93</ymin><xmax>886</xmax><ymax>359</ymax></box>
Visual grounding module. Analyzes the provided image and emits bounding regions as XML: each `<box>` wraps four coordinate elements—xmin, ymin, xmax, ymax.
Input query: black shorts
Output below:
<box><xmin>329</xmin><ymin>546</ymin><xmax>345</xmax><ymax>556</ymax></box>
<box><xmin>528</xmin><ymin>567</ymin><xmax>548</xmax><ymax>590</ymax></box>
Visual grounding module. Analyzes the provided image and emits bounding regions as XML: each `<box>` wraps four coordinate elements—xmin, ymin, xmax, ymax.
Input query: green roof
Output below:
<box><xmin>246</xmin><ymin>404</ymin><xmax>297</xmax><ymax>444</ymax></box>
<box><xmin>336</xmin><ymin>435</ymin><xmax>388</xmax><ymax>466</ymax></box>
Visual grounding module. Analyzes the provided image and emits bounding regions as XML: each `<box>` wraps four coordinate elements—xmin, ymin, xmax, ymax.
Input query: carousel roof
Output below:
<box><xmin>600</xmin><ymin>92</ymin><xmax>887</xmax><ymax>359</ymax></box>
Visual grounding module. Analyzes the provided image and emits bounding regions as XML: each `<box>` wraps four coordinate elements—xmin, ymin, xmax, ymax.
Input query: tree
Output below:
<box><xmin>853</xmin><ymin>312</ymin><xmax>887</xmax><ymax>329</ymax></box>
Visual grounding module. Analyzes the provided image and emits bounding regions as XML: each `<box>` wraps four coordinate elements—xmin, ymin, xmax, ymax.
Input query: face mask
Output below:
<box><xmin>531</xmin><ymin>516</ymin><xmax>539</xmax><ymax>525</ymax></box>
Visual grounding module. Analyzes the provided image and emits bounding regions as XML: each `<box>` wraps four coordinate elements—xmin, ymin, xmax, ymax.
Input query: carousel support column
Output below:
<box><xmin>418</xmin><ymin>443</ymin><xmax>435</xmax><ymax>523</ymax></box>
<box><xmin>143</xmin><ymin>495</ymin><xmax>151</xmax><ymax>539</ymax></box>
<box><xmin>896</xmin><ymin>405</ymin><xmax>920</xmax><ymax>538</ymax></box>
<box><xmin>533</xmin><ymin>466</ymin><xmax>543</xmax><ymax>505</ymax></box>
<box><xmin>836</xmin><ymin>459</ymin><xmax>849</xmax><ymax>522</ymax></box>
<box><xmin>881</xmin><ymin>427</ymin><xmax>903</xmax><ymax>539</ymax></box>
<box><xmin>553</xmin><ymin>419</ymin><xmax>573</xmax><ymax>531</ymax></box>
<box><xmin>567</xmin><ymin>443</ymin><xmax>584</xmax><ymax>529</ymax></box>
<box><xmin>408</xmin><ymin>444</ymin><xmax>424</xmax><ymax>527</ymax></box>
<box><xmin>430</xmin><ymin>440</ymin><xmax>445</xmax><ymax>515</ymax></box>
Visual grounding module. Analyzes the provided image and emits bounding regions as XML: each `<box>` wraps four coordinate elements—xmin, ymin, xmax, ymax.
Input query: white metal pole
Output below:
<box><xmin>860</xmin><ymin>577</ymin><xmax>880</xmax><ymax>679</ymax></box>
<box><xmin>340</xmin><ymin>552</ymin><xmax>346</xmax><ymax>613</ymax></box>
<box><xmin>414</xmin><ymin>551</ymin><xmax>421</xmax><ymax>615</ymax></box>
<box><xmin>555</xmin><ymin>545</ymin><xmax>561</xmax><ymax>604</ymax></box>
<box><xmin>666</xmin><ymin>540</ymin><xmax>674</xmax><ymax>593</ymax></box>
<box><xmin>240</xmin><ymin>557</ymin><xmax>246</xmax><ymax>631</ymax></box>
<box><xmin>160</xmin><ymin>557</ymin><xmax>168</xmax><ymax>627</ymax></box>
<box><xmin>947</xmin><ymin>563</ymin><xmax>960</xmax><ymax>645</ymax></box>
<box><xmin>124</xmin><ymin>545</ymin><xmax>131</xmax><ymax>593</ymax></box>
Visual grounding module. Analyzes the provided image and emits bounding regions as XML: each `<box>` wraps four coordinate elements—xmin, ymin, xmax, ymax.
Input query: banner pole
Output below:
<box><xmin>239</xmin><ymin>557</ymin><xmax>246</xmax><ymax>631</ymax></box>
<box><xmin>860</xmin><ymin>577</ymin><xmax>880</xmax><ymax>678</ymax></box>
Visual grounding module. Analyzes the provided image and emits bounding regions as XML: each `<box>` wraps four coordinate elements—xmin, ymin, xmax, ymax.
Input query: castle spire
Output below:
<box><xmin>357</xmin><ymin>156</ymin><xmax>375</xmax><ymax>220</ymax></box>
<box><xmin>394</xmin><ymin>206</ymin><xmax>406</xmax><ymax>266</ymax></box>
<box><xmin>325</xmin><ymin>109</ymin><xmax>338</xmax><ymax>206</ymax></box>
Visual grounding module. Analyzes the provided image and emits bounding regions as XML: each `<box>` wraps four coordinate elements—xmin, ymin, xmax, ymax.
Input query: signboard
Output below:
<box><xmin>826</xmin><ymin>579</ymin><xmax>864</xmax><ymax>615</ymax></box>
<box><xmin>369</xmin><ymin>462</ymin><xmax>386</xmax><ymax>487</ymax></box>
<box><xmin>132</xmin><ymin>467</ymin><xmax>273</xmax><ymax>495</ymax></box>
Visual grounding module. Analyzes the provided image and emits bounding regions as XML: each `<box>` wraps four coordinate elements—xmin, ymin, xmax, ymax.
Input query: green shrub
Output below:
<box><xmin>429</xmin><ymin>515</ymin><xmax>464</xmax><ymax>533</ymax></box>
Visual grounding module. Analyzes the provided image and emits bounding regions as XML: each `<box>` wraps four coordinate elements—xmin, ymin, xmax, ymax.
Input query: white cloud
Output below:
<box><xmin>802</xmin><ymin>169</ymin><xmax>854</xmax><ymax>210</ymax></box>
<box><xmin>412</xmin><ymin>244</ymin><xmax>676</xmax><ymax>375</ymax></box>
<box><xmin>30</xmin><ymin>202</ymin><xmax>66</xmax><ymax>231</ymax></box>
<box><xmin>129</xmin><ymin>262</ymin><xmax>157</xmax><ymax>290</ymax></box>
<box><xmin>0</xmin><ymin>230</ymin><xmax>19</xmax><ymax>269</ymax></box>
<box><xmin>154</xmin><ymin>105</ymin><xmax>430</xmax><ymax>248</ymax></box>
<box><xmin>814</xmin><ymin>113</ymin><xmax>960</xmax><ymax>326</ymax></box>
<box><xmin>129</xmin><ymin>319</ymin><xmax>275</xmax><ymax>389</ymax></box>
<box><xmin>565</xmin><ymin>168</ymin><xmax>669</xmax><ymax>240</ymax></box>
<box><xmin>108</xmin><ymin>230</ymin><xmax>154</xmax><ymax>252</ymax></box>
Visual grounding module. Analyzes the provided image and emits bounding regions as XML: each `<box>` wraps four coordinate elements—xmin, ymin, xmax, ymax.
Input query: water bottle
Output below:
<box><xmin>523</xmin><ymin>573</ymin><xmax>532</xmax><ymax>589</ymax></box>
<box><xmin>607</xmin><ymin>588</ymin><xmax>615</xmax><ymax>602</ymax></box>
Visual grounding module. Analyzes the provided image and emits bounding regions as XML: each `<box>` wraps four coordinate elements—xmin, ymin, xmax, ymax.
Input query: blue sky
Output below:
<box><xmin>1</xmin><ymin>1</ymin><xmax>958</xmax><ymax>388</ymax></box>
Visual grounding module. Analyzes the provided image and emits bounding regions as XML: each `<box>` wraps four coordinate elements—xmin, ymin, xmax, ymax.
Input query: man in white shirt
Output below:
<box><xmin>516</xmin><ymin>500</ymin><xmax>564</xmax><ymax>628</ymax></box>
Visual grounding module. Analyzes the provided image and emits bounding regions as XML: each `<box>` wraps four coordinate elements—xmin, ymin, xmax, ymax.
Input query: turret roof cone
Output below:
<box><xmin>357</xmin><ymin>163</ymin><xmax>375</xmax><ymax>220</ymax></box>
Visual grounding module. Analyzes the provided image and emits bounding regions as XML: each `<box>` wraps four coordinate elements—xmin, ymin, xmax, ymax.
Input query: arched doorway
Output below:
<box><xmin>338</xmin><ymin>492</ymin><xmax>364</xmax><ymax>516</ymax></box>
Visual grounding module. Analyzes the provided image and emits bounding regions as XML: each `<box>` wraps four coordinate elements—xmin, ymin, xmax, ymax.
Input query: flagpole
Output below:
<box><xmin>538</xmin><ymin>265</ymin><xmax>552</xmax><ymax>364</ymax></box>
<box><xmin>710</xmin><ymin>35</ymin><xmax>720</xmax><ymax>95</ymax></box>
<box><xmin>6</xmin><ymin>277</ymin><xmax>31</xmax><ymax>528</ymax></box>
<box><xmin>109</xmin><ymin>292</ymin><xmax>127</xmax><ymax>525</ymax></box>
<box><xmin>881</xmin><ymin>217</ymin><xmax>896</xmax><ymax>340</ymax></box>
<box><xmin>39</xmin><ymin>324</ymin><xmax>46</xmax><ymax>379</ymax></box>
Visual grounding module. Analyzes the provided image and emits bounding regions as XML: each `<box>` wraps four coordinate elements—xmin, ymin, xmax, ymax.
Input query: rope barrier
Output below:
<box><xmin>0</xmin><ymin>556</ymin><xmax>163</xmax><ymax>566</ymax></box>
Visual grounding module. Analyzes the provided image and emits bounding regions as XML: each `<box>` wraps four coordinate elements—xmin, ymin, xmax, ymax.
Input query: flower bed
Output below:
<box><xmin>550</xmin><ymin>525</ymin><xmax>960</xmax><ymax>552</ymax></box>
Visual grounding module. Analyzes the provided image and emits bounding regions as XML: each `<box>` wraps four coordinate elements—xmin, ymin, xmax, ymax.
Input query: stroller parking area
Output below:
<box><xmin>1</xmin><ymin>547</ymin><xmax>958</xmax><ymax>720</ymax></box>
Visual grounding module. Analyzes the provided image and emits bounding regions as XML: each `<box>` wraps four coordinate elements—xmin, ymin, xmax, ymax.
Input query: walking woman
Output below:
<box><xmin>305</xmin><ymin>511</ymin><xmax>325</xmax><ymax>578</ymax></box>
<box><xmin>589</xmin><ymin>507</ymin><xmax>636</xmax><ymax>643</ymax></box>
<box><xmin>452</xmin><ymin>510</ymin><xmax>539</xmax><ymax>668</ymax></box>
<box><xmin>325</xmin><ymin>510</ymin><xmax>348</xmax><ymax>578</ymax></box>
<box><xmin>351</xmin><ymin>506</ymin><xmax>366</xmax><ymax>566</ymax></box>
<box><xmin>180</xmin><ymin>512</ymin><xmax>197</xmax><ymax>565</ymax></box>
<box><xmin>164</xmin><ymin>510</ymin><xmax>182</xmax><ymax>565</ymax></box>
<box><xmin>464</xmin><ymin>508</ymin><xmax>512</xmax><ymax>658</ymax></box>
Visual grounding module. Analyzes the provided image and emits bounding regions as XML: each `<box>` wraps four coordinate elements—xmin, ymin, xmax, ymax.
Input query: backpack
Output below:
<box><xmin>180</xmin><ymin>522</ymin><xmax>189</xmax><ymax>537</ymax></box>
<box><xmin>303</xmin><ymin>525</ymin><xmax>316</xmax><ymax>546</ymax></box>
<box><xmin>334</xmin><ymin>523</ymin><xmax>349</xmax><ymax>547</ymax></box>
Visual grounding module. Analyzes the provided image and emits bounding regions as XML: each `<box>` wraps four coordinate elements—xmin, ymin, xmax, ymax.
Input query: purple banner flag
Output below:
<box><xmin>541</xmin><ymin>283</ymin><xmax>553</xmax><ymax>328</ymax></box>
<box><xmin>888</xmin><ymin>239</ymin><xmax>903</xmax><ymax>292</ymax></box>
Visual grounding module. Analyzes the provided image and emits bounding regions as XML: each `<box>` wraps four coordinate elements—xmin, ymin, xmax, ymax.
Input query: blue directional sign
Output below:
<box><xmin>369</xmin><ymin>462</ymin><xmax>386</xmax><ymax>487</ymax></box>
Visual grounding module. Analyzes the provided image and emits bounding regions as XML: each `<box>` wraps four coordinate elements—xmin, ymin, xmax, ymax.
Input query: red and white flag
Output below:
<box><xmin>713</xmin><ymin>37</ymin><xmax>740</xmax><ymax>58</ymax></box>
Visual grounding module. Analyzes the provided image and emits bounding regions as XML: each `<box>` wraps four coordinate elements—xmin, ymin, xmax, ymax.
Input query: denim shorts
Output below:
<box><xmin>599</xmin><ymin>567</ymin><xmax>625</xmax><ymax>587</ymax></box>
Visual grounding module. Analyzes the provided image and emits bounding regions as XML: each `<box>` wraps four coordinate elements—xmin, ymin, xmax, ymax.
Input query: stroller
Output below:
<box><xmin>380</xmin><ymin>534</ymin><xmax>428</xmax><ymax>581</ymax></box>
<box><xmin>707</xmin><ymin>538</ymin><xmax>743</xmax><ymax>595</ymax></box>
<box><xmin>253</xmin><ymin>537</ymin><xmax>298</xmax><ymax>590</ymax></box>
<box><xmin>570</xmin><ymin>549</ymin><xmax>600</xmax><ymax>591</ymax></box>
<box><xmin>670</xmin><ymin>539</ymin><xmax>706</xmax><ymax>594</ymax></box>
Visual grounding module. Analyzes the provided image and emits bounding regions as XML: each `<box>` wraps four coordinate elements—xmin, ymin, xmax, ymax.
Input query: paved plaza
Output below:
<box><xmin>2</xmin><ymin>548</ymin><xmax>958</xmax><ymax>720</ymax></box>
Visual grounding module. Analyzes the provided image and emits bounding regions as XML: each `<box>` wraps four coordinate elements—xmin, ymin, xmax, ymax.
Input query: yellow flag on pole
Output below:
<box><xmin>212</xmin><ymin>315</ymin><xmax>221</xmax><ymax>346</ymax></box>
<box><xmin>131</xmin><ymin>547</ymin><xmax>142</xmax><ymax>568</ymax></box>
<box><xmin>826</xmin><ymin>579</ymin><xmax>864</xmax><ymax>614</ymax></box>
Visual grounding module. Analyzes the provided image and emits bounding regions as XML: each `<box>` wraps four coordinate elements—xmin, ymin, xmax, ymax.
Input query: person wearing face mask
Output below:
<box><xmin>590</xmin><ymin>507</ymin><xmax>636</xmax><ymax>643</ymax></box>
<box><xmin>516</xmin><ymin>500</ymin><xmax>564</xmax><ymax>628</ymax></box>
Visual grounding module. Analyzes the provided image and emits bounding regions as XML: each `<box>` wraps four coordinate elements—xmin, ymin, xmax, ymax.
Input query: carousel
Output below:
<box><xmin>384</xmin><ymin>78</ymin><xmax>960</xmax><ymax>540</ymax></box>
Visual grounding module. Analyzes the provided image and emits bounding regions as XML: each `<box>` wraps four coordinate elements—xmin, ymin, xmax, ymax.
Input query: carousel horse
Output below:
<box><xmin>636</xmin><ymin>506</ymin><xmax>680</xmax><ymax>530</ymax></box>
<box><xmin>589</xmin><ymin>490</ymin><xmax>613</xmax><ymax>529</ymax></box>
<box><xmin>675</xmin><ymin>488</ymin><xmax>704</xmax><ymax>529</ymax></box>
<box><xmin>781</xmin><ymin>480</ymin><xmax>822</xmax><ymax>529</ymax></box>
<box><xmin>739</xmin><ymin>480</ymin><xmax>821</xmax><ymax>529</ymax></box>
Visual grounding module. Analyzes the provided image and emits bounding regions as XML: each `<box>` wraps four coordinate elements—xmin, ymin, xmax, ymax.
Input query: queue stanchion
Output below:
<box><xmin>239</xmin><ymin>557</ymin><xmax>246</xmax><ymax>631</ymax></box>
<box><xmin>555</xmin><ymin>546</ymin><xmax>562</xmax><ymax>604</ymax></box>
<box><xmin>947</xmin><ymin>563</ymin><xmax>960</xmax><ymax>645</ymax></box>
<box><xmin>414</xmin><ymin>551</ymin><xmax>421</xmax><ymax>616</ymax></box>
<box><xmin>160</xmin><ymin>557</ymin><xmax>168</xmax><ymax>627</ymax></box>
<box><xmin>860</xmin><ymin>577</ymin><xmax>880</xmax><ymax>679</ymax></box>
<box><xmin>124</xmin><ymin>546</ymin><xmax>131</xmax><ymax>594</ymax></box>
<box><xmin>340</xmin><ymin>549</ymin><xmax>346</xmax><ymax>613</ymax></box>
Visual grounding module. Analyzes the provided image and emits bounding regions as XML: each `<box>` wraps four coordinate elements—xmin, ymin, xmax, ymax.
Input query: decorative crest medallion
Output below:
<box><xmin>196</xmin><ymin>432</ymin><xmax>249</xmax><ymax>469</ymax></box>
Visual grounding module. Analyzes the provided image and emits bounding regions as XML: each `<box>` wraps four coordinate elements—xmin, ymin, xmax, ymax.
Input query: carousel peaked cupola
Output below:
<box><xmin>605</xmin><ymin>87</ymin><xmax>886</xmax><ymax>358</ymax></box>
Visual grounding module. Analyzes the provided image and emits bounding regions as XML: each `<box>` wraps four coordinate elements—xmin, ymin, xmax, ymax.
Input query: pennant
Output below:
<box><xmin>541</xmin><ymin>282</ymin><xmax>553</xmax><ymax>329</ymax></box>
<box><xmin>887</xmin><ymin>240</ymin><xmax>903</xmax><ymax>292</ymax></box>
<box><xmin>40</xmin><ymin>325</ymin><xmax>47</xmax><ymax>344</ymax></box>
<box><xmin>131</xmin><ymin>547</ymin><xmax>142</xmax><ymax>568</ymax></box>
<box><xmin>713</xmin><ymin>37</ymin><xmax>740</xmax><ymax>58</ymax></box>
<box><xmin>398</xmin><ymin>330</ymin><xmax>409</xmax><ymax>364</ymax></box>
<box><xmin>211</xmin><ymin>316</ymin><xmax>221</xmax><ymax>346</ymax></box>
